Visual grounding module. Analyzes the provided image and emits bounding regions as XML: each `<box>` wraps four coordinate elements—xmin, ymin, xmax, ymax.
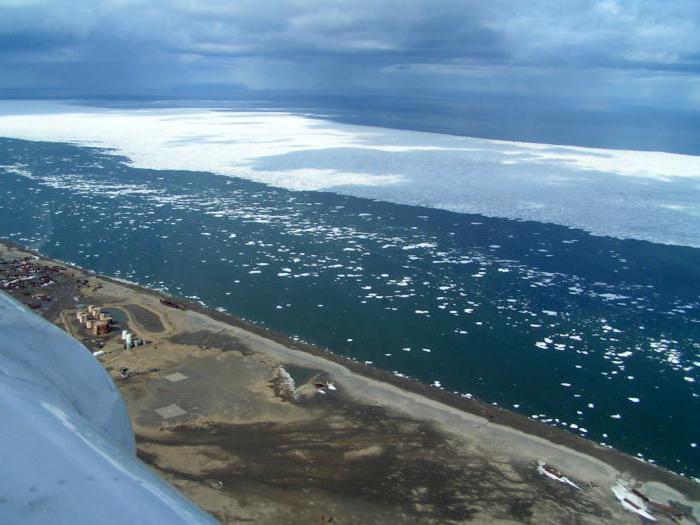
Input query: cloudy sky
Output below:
<box><xmin>1</xmin><ymin>0</ymin><xmax>699</xmax><ymax>109</ymax></box>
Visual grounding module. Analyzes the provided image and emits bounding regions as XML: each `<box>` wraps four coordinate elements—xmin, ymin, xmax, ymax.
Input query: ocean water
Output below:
<box><xmin>0</xmin><ymin>137</ymin><xmax>698</xmax><ymax>478</ymax></box>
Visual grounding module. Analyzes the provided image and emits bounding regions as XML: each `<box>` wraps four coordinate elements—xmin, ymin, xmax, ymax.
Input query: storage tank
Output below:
<box><xmin>125</xmin><ymin>333</ymin><xmax>133</xmax><ymax>349</ymax></box>
<box><xmin>95</xmin><ymin>321</ymin><xmax>109</xmax><ymax>336</ymax></box>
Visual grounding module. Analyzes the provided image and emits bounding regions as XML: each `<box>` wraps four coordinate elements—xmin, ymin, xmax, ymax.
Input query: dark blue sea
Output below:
<box><xmin>0</xmin><ymin>130</ymin><xmax>698</xmax><ymax>479</ymax></box>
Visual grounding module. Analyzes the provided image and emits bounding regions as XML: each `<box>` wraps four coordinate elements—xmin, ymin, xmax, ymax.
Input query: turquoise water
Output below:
<box><xmin>1</xmin><ymin>137</ymin><xmax>698</xmax><ymax>478</ymax></box>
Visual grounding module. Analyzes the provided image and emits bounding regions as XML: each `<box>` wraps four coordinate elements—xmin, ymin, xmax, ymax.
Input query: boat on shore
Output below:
<box><xmin>160</xmin><ymin>298</ymin><xmax>183</xmax><ymax>310</ymax></box>
<box><xmin>611</xmin><ymin>481</ymin><xmax>656</xmax><ymax>521</ymax></box>
<box><xmin>536</xmin><ymin>460</ymin><xmax>582</xmax><ymax>490</ymax></box>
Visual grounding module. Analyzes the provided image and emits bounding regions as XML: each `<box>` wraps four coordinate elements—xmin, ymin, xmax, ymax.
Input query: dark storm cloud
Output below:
<box><xmin>0</xmin><ymin>0</ymin><xmax>698</xmax><ymax>106</ymax></box>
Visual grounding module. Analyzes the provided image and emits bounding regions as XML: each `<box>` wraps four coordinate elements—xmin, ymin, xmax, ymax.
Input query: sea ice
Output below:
<box><xmin>1</xmin><ymin>100</ymin><xmax>699</xmax><ymax>247</ymax></box>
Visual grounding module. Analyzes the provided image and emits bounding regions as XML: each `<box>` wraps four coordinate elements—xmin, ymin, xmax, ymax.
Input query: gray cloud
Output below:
<box><xmin>0</xmin><ymin>0</ymin><xmax>698</xmax><ymax>107</ymax></box>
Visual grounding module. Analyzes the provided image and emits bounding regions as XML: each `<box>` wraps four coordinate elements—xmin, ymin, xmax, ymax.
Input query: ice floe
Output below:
<box><xmin>1</xmin><ymin>100</ymin><xmax>700</xmax><ymax>246</ymax></box>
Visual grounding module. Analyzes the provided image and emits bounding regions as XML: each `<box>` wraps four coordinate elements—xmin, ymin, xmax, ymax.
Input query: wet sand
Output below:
<box><xmin>1</xmin><ymin>240</ymin><xmax>698</xmax><ymax>524</ymax></box>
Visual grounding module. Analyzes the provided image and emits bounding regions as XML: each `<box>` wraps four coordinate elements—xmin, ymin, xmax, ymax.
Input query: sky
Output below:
<box><xmin>0</xmin><ymin>0</ymin><xmax>699</xmax><ymax>111</ymax></box>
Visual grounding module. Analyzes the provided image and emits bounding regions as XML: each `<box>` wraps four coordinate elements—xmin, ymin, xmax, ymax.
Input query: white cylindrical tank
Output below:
<box><xmin>121</xmin><ymin>330</ymin><xmax>128</xmax><ymax>341</ymax></box>
<box><xmin>125</xmin><ymin>333</ymin><xmax>133</xmax><ymax>349</ymax></box>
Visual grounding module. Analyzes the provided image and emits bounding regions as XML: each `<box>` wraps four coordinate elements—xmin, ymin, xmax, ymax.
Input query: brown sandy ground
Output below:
<box><xmin>1</xmin><ymin>241</ymin><xmax>699</xmax><ymax>524</ymax></box>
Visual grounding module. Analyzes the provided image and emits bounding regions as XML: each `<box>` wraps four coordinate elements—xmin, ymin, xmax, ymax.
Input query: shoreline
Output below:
<box><xmin>2</xmin><ymin>237</ymin><xmax>697</xmax><ymax>499</ymax></box>
<box><xmin>2</xmin><ymin>238</ymin><xmax>699</xmax><ymax>523</ymax></box>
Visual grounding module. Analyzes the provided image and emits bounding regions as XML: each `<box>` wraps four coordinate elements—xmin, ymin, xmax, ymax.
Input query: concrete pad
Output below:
<box><xmin>164</xmin><ymin>372</ymin><xmax>188</xmax><ymax>383</ymax></box>
<box><xmin>154</xmin><ymin>403</ymin><xmax>187</xmax><ymax>419</ymax></box>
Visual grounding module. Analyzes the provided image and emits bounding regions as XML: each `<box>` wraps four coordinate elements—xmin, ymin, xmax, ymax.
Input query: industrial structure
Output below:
<box><xmin>76</xmin><ymin>304</ymin><xmax>112</xmax><ymax>336</ymax></box>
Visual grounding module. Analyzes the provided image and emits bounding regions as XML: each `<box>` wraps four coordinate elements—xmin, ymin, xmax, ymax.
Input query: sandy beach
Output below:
<box><xmin>1</xmin><ymin>240</ymin><xmax>698</xmax><ymax>524</ymax></box>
